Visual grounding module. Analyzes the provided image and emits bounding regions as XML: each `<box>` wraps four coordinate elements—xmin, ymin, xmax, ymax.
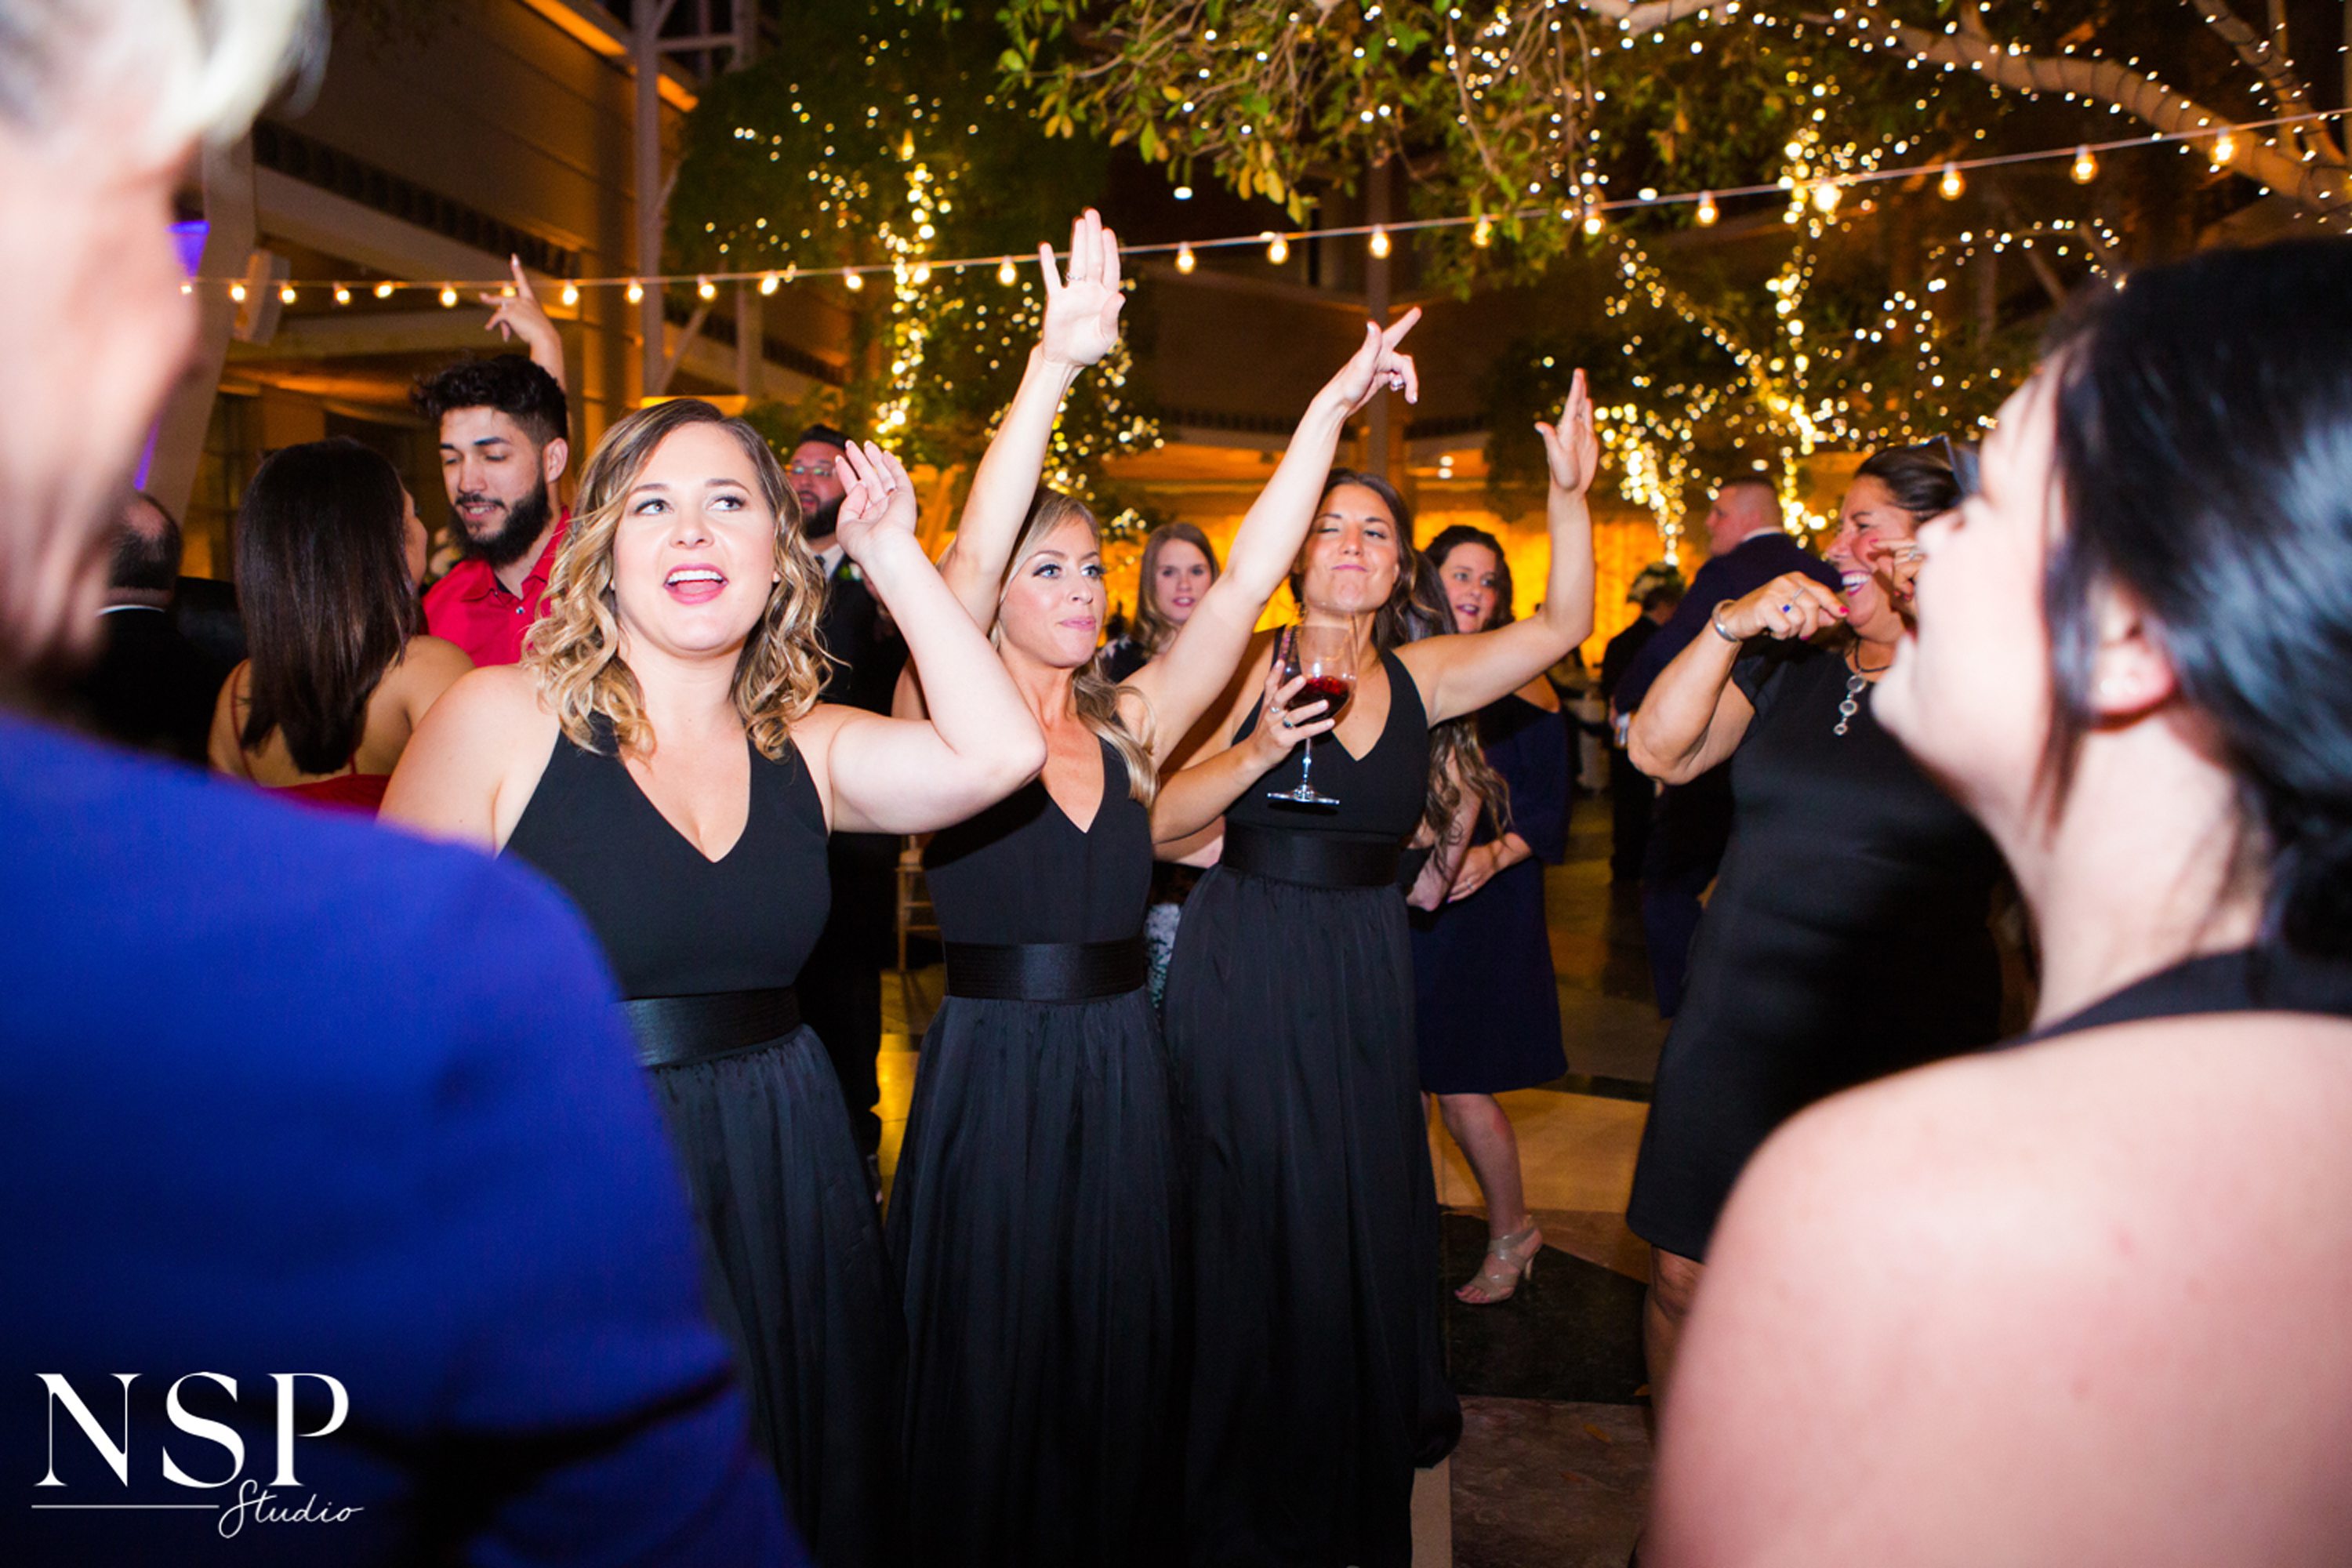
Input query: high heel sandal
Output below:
<box><xmin>1455</xmin><ymin>1221</ymin><xmax>1541</xmax><ymax>1305</ymax></box>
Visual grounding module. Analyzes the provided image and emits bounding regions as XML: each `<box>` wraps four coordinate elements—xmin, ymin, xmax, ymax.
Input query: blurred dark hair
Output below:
<box><xmin>110</xmin><ymin>492</ymin><xmax>183</xmax><ymax>593</ymax></box>
<box><xmin>1424</xmin><ymin>523</ymin><xmax>1516</xmax><ymax>630</ymax></box>
<box><xmin>2042</xmin><ymin>237</ymin><xmax>2352</xmax><ymax>956</ymax></box>
<box><xmin>1854</xmin><ymin>441</ymin><xmax>1962</xmax><ymax>523</ymax></box>
<box><xmin>1290</xmin><ymin>469</ymin><xmax>1425</xmax><ymax>650</ymax></box>
<box><xmin>410</xmin><ymin>355</ymin><xmax>568</xmax><ymax>448</ymax></box>
<box><xmin>794</xmin><ymin>423</ymin><xmax>851</xmax><ymax>452</ymax></box>
<box><xmin>1398</xmin><ymin>548</ymin><xmax>1510</xmax><ymax>842</ymax></box>
<box><xmin>1641</xmin><ymin>582</ymin><xmax>1685</xmax><ymax>614</ymax></box>
<box><xmin>235</xmin><ymin>438</ymin><xmax>418</xmax><ymax>773</ymax></box>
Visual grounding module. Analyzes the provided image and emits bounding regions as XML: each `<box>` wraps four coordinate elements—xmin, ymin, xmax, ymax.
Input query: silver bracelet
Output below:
<box><xmin>1710</xmin><ymin>600</ymin><xmax>1743</xmax><ymax>644</ymax></box>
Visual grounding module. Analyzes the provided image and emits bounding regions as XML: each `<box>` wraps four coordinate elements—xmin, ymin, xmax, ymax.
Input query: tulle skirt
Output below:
<box><xmin>886</xmin><ymin>988</ymin><xmax>1185</xmax><ymax>1567</ymax></box>
<box><xmin>647</xmin><ymin>1023</ymin><xmax>902</xmax><ymax>1568</ymax></box>
<box><xmin>1162</xmin><ymin>866</ymin><xmax>1461</xmax><ymax>1568</ymax></box>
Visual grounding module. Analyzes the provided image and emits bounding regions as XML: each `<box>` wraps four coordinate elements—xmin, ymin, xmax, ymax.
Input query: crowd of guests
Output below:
<box><xmin>9</xmin><ymin>5</ymin><xmax>2352</xmax><ymax>1566</ymax></box>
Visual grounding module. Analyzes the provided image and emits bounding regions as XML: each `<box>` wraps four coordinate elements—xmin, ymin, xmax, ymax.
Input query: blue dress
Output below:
<box><xmin>1411</xmin><ymin>691</ymin><xmax>1572</xmax><ymax>1094</ymax></box>
<box><xmin>2</xmin><ymin>714</ymin><xmax>793</xmax><ymax>1565</ymax></box>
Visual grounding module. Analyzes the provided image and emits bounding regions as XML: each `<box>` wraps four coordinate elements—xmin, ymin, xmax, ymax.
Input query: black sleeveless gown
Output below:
<box><xmin>886</xmin><ymin>739</ymin><xmax>1183</xmax><ymax>1566</ymax></box>
<box><xmin>505</xmin><ymin>720</ymin><xmax>900</xmax><ymax>1568</ymax></box>
<box><xmin>1163</xmin><ymin>649</ymin><xmax>1461</xmax><ymax>1568</ymax></box>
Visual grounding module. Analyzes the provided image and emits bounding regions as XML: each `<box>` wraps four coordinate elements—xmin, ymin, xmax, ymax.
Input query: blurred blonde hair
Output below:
<box><xmin>0</xmin><ymin>0</ymin><xmax>321</xmax><ymax>158</ymax></box>
<box><xmin>527</xmin><ymin>399</ymin><xmax>829</xmax><ymax>761</ymax></box>
<box><xmin>1000</xmin><ymin>490</ymin><xmax>1158</xmax><ymax>804</ymax></box>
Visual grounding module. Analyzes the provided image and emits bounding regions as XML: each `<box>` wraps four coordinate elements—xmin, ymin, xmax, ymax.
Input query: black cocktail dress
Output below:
<box><xmin>887</xmin><ymin>739</ymin><xmax>1183</xmax><ymax>1566</ymax></box>
<box><xmin>506</xmin><ymin>719</ymin><xmax>900</xmax><ymax>1568</ymax></box>
<box><xmin>1627</xmin><ymin>641</ymin><xmax>2006</xmax><ymax>1261</ymax></box>
<box><xmin>1163</xmin><ymin>649</ymin><xmax>1461</xmax><ymax>1568</ymax></box>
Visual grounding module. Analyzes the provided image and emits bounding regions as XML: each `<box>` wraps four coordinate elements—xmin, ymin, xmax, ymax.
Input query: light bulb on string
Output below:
<box><xmin>374</xmin><ymin>281</ymin><xmax>395</xmax><ymax>299</ymax></box>
<box><xmin>2212</xmin><ymin>129</ymin><xmax>2236</xmax><ymax>167</ymax></box>
<box><xmin>279</xmin><ymin>283</ymin><xmax>297</xmax><ymax>305</ymax></box>
<box><xmin>996</xmin><ymin>256</ymin><xmax>1018</xmax><ymax>285</ymax></box>
<box><xmin>1940</xmin><ymin>162</ymin><xmax>1965</xmax><ymax>200</ymax></box>
<box><xmin>1695</xmin><ymin>192</ymin><xmax>1719</xmax><ymax>227</ymax></box>
<box><xmin>334</xmin><ymin>285</ymin><xmax>350</xmax><ymax>305</ymax></box>
<box><xmin>2071</xmin><ymin>145</ymin><xmax>2098</xmax><ymax>183</ymax></box>
<box><xmin>229</xmin><ymin>281</ymin><xmax>247</xmax><ymax>303</ymax></box>
<box><xmin>844</xmin><ymin>270</ymin><xmax>865</xmax><ymax>292</ymax></box>
<box><xmin>626</xmin><ymin>279</ymin><xmax>644</xmax><ymax>303</ymax></box>
<box><xmin>1368</xmin><ymin>226</ymin><xmax>1392</xmax><ymax>260</ymax></box>
<box><xmin>1472</xmin><ymin>216</ymin><xmax>1492</xmax><ymax>248</ymax></box>
<box><xmin>1263</xmin><ymin>231</ymin><xmax>1289</xmax><ymax>264</ymax></box>
<box><xmin>561</xmin><ymin>281</ymin><xmax>581</xmax><ymax>307</ymax></box>
<box><xmin>910</xmin><ymin>262</ymin><xmax>931</xmax><ymax>285</ymax></box>
<box><xmin>180</xmin><ymin>281</ymin><xmax>192</xmax><ymax>296</ymax></box>
<box><xmin>1581</xmin><ymin>203</ymin><xmax>1604</xmax><ymax>237</ymax></box>
<box><xmin>1811</xmin><ymin>180</ymin><xmax>1842</xmax><ymax>214</ymax></box>
<box><xmin>697</xmin><ymin>276</ymin><xmax>717</xmax><ymax>301</ymax></box>
<box><xmin>439</xmin><ymin>286</ymin><xmax>459</xmax><ymax>307</ymax></box>
<box><xmin>1175</xmin><ymin>242</ymin><xmax>1197</xmax><ymax>274</ymax></box>
<box><xmin>760</xmin><ymin>271</ymin><xmax>780</xmax><ymax>296</ymax></box>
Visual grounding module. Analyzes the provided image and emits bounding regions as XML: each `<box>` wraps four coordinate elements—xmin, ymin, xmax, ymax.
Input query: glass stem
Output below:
<box><xmin>1298</xmin><ymin>733</ymin><xmax>1315</xmax><ymax>791</ymax></box>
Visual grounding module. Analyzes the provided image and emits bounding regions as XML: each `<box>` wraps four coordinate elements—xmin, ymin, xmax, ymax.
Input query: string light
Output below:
<box><xmin>1695</xmin><ymin>192</ymin><xmax>1719</xmax><ymax>226</ymax></box>
<box><xmin>228</xmin><ymin>282</ymin><xmax>246</xmax><ymax>303</ymax></box>
<box><xmin>2071</xmin><ymin>144</ymin><xmax>2099</xmax><ymax>183</ymax></box>
<box><xmin>759</xmin><ymin>271</ymin><xmax>780</xmax><ymax>296</ymax></box>
<box><xmin>1472</xmin><ymin>216</ymin><xmax>1493</xmax><ymax>247</ymax></box>
<box><xmin>626</xmin><ymin>279</ymin><xmax>644</xmax><ymax>303</ymax></box>
<box><xmin>1368</xmin><ymin>226</ymin><xmax>1392</xmax><ymax>259</ymax></box>
<box><xmin>373</xmin><ymin>281</ymin><xmax>394</xmax><ymax>299</ymax></box>
<box><xmin>278</xmin><ymin>284</ymin><xmax>296</xmax><ymax>305</ymax></box>
<box><xmin>697</xmin><ymin>276</ymin><xmax>717</xmax><ymax>300</ymax></box>
<box><xmin>1263</xmin><ymin>231</ymin><xmax>1289</xmax><ymax>264</ymax></box>
<box><xmin>1940</xmin><ymin>162</ymin><xmax>1965</xmax><ymax>199</ymax></box>
<box><xmin>2212</xmin><ymin>129</ymin><xmax>2237</xmax><ymax>167</ymax></box>
<box><xmin>561</xmin><ymin>281</ymin><xmax>581</xmax><ymax>306</ymax></box>
<box><xmin>1174</xmin><ymin>242</ymin><xmax>1197</xmax><ymax>274</ymax></box>
<box><xmin>844</xmin><ymin>271</ymin><xmax>865</xmax><ymax>291</ymax></box>
<box><xmin>439</xmin><ymin>286</ymin><xmax>459</xmax><ymax>307</ymax></box>
<box><xmin>1581</xmin><ymin>203</ymin><xmax>1604</xmax><ymax>236</ymax></box>
<box><xmin>1810</xmin><ymin>180</ymin><xmax>1842</xmax><ymax>214</ymax></box>
<box><xmin>180</xmin><ymin>281</ymin><xmax>192</xmax><ymax>296</ymax></box>
<box><xmin>333</xmin><ymin>285</ymin><xmax>350</xmax><ymax>305</ymax></box>
<box><xmin>996</xmin><ymin>256</ymin><xmax>1018</xmax><ymax>285</ymax></box>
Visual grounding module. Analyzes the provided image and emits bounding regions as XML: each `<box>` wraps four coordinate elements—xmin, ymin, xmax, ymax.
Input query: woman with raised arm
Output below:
<box><xmin>1650</xmin><ymin>238</ymin><xmax>2352</xmax><ymax>1568</ymax></box>
<box><xmin>1152</xmin><ymin>373</ymin><xmax>1599</xmax><ymax>1568</ymax></box>
<box><xmin>887</xmin><ymin>211</ymin><xmax>1425</xmax><ymax>1568</ymax></box>
<box><xmin>382</xmin><ymin>400</ymin><xmax>1044</xmax><ymax>1568</ymax></box>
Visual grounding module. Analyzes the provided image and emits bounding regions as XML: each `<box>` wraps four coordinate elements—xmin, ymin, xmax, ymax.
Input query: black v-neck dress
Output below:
<box><xmin>505</xmin><ymin>718</ymin><xmax>900</xmax><ymax>1568</ymax></box>
<box><xmin>886</xmin><ymin>738</ymin><xmax>1183</xmax><ymax>1567</ymax></box>
<box><xmin>1162</xmin><ymin>649</ymin><xmax>1461</xmax><ymax>1568</ymax></box>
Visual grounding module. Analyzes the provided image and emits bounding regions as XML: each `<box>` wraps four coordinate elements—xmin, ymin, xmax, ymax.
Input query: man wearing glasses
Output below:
<box><xmin>791</xmin><ymin>425</ymin><xmax>909</xmax><ymax>1181</ymax></box>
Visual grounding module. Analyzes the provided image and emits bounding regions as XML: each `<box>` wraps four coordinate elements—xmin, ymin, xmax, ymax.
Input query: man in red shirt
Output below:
<box><xmin>412</xmin><ymin>354</ymin><xmax>571</xmax><ymax>666</ymax></box>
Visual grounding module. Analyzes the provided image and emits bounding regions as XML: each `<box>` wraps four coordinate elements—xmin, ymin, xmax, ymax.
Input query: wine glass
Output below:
<box><xmin>1267</xmin><ymin>623</ymin><xmax>1356</xmax><ymax>808</ymax></box>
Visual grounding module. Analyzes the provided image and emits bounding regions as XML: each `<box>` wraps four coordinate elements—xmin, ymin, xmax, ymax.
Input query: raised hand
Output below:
<box><xmin>834</xmin><ymin>440</ymin><xmax>919</xmax><ymax>563</ymax></box>
<box><xmin>1242</xmin><ymin>633</ymin><xmax>1338</xmax><ymax>771</ymax></box>
<box><xmin>480</xmin><ymin>255</ymin><xmax>563</xmax><ymax>376</ymax></box>
<box><xmin>1036</xmin><ymin>208</ymin><xmax>1125</xmax><ymax>371</ymax></box>
<box><xmin>1719</xmin><ymin>570</ymin><xmax>1849</xmax><ymax>642</ymax></box>
<box><xmin>1319</xmin><ymin>305</ymin><xmax>1423</xmax><ymax>419</ymax></box>
<box><xmin>1535</xmin><ymin>368</ymin><xmax>1598</xmax><ymax>499</ymax></box>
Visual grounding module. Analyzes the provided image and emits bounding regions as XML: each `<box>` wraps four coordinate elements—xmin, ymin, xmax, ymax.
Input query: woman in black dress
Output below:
<box><xmin>1151</xmin><ymin>375</ymin><xmax>1599</xmax><ymax>1568</ymax></box>
<box><xmin>1624</xmin><ymin>444</ymin><xmax>2005</xmax><ymax>1398</ymax></box>
<box><xmin>384</xmin><ymin>400</ymin><xmax>1046</xmax><ymax>1566</ymax></box>
<box><xmin>1409</xmin><ymin>524</ymin><xmax>1572</xmax><ymax>1305</ymax></box>
<box><xmin>1652</xmin><ymin>238</ymin><xmax>2352</xmax><ymax>1568</ymax></box>
<box><xmin>889</xmin><ymin>211</ymin><xmax>1428</xmax><ymax>1566</ymax></box>
<box><xmin>1099</xmin><ymin>520</ymin><xmax>1220</xmax><ymax>683</ymax></box>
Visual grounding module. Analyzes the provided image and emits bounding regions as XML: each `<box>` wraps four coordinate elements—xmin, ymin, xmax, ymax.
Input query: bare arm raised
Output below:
<box><xmin>1121</xmin><ymin>309</ymin><xmax>1424</xmax><ymax>762</ymax></box>
<box><xmin>481</xmin><ymin>255</ymin><xmax>567</xmax><ymax>392</ymax></box>
<box><xmin>1395</xmin><ymin>372</ymin><xmax>1599</xmax><ymax>724</ymax></box>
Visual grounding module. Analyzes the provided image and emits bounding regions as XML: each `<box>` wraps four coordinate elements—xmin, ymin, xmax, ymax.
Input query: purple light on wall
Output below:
<box><xmin>136</xmin><ymin>221</ymin><xmax>213</xmax><ymax>489</ymax></box>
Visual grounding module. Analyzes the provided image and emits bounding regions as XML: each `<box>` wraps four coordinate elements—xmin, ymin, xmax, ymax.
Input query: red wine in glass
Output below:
<box><xmin>1268</xmin><ymin>625</ymin><xmax>1357</xmax><ymax>808</ymax></box>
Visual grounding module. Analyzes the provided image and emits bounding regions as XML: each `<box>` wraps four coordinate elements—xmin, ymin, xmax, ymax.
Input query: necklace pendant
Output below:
<box><xmin>1835</xmin><ymin>671</ymin><xmax>1866</xmax><ymax>738</ymax></box>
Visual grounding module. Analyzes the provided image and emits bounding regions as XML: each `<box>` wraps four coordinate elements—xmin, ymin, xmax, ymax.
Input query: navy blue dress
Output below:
<box><xmin>3</xmin><ymin>714</ymin><xmax>793</xmax><ymax>1566</ymax></box>
<box><xmin>888</xmin><ymin>739</ymin><xmax>1183</xmax><ymax>1567</ymax></box>
<box><xmin>1411</xmin><ymin>691</ymin><xmax>1572</xmax><ymax>1094</ymax></box>
<box><xmin>1163</xmin><ymin>649</ymin><xmax>1461</xmax><ymax>1568</ymax></box>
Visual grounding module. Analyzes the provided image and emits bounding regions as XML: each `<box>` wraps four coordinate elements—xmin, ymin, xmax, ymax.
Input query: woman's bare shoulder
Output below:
<box><xmin>419</xmin><ymin>663</ymin><xmax>556</xmax><ymax>744</ymax></box>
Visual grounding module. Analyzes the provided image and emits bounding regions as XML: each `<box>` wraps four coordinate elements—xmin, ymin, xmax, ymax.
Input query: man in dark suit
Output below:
<box><xmin>1600</xmin><ymin>574</ymin><xmax>1682</xmax><ymax>884</ymax></box>
<box><xmin>2</xmin><ymin>9</ymin><xmax>794</xmax><ymax>1561</ymax></box>
<box><xmin>1614</xmin><ymin>478</ymin><xmax>1843</xmax><ymax>1018</ymax></box>
<box><xmin>792</xmin><ymin>424</ymin><xmax>909</xmax><ymax>1175</ymax></box>
<box><xmin>69</xmin><ymin>492</ymin><xmax>230</xmax><ymax>764</ymax></box>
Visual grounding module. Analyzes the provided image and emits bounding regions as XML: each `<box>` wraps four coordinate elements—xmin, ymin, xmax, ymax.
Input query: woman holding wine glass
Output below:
<box><xmin>887</xmin><ymin>212</ymin><xmax>1429</xmax><ymax>1568</ymax></box>
<box><xmin>1151</xmin><ymin>374</ymin><xmax>1599</xmax><ymax>1568</ymax></box>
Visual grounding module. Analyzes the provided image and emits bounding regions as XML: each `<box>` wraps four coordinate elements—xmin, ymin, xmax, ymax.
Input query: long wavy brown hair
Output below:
<box><xmin>525</xmin><ymin>399</ymin><xmax>829</xmax><ymax>760</ymax></box>
<box><xmin>999</xmin><ymin>490</ymin><xmax>1160</xmax><ymax>804</ymax></box>
<box><xmin>1130</xmin><ymin>520</ymin><xmax>1221</xmax><ymax>658</ymax></box>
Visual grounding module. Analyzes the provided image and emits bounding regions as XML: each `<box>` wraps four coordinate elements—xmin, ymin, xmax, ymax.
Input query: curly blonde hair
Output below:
<box><xmin>525</xmin><ymin>399</ymin><xmax>829</xmax><ymax>760</ymax></box>
<box><xmin>999</xmin><ymin>490</ymin><xmax>1160</xmax><ymax>804</ymax></box>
